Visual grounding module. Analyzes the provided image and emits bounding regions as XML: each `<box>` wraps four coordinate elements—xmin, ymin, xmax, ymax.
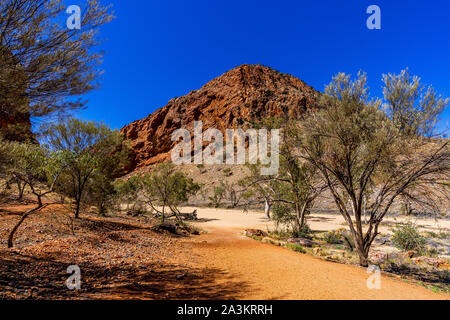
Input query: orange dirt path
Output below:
<box><xmin>186</xmin><ymin>226</ymin><xmax>448</xmax><ymax>300</ymax></box>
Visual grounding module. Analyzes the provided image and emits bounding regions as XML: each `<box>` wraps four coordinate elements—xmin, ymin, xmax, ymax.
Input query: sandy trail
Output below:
<box><xmin>184</xmin><ymin>207</ymin><xmax>448</xmax><ymax>300</ymax></box>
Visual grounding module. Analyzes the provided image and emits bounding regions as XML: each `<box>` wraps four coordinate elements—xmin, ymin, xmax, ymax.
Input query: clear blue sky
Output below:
<box><xmin>76</xmin><ymin>0</ymin><xmax>450</xmax><ymax>131</ymax></box>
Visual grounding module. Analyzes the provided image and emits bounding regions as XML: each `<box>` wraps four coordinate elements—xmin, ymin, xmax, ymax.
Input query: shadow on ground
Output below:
<box><xmin>0</xmin><ymin>250</ymin><xmax>249</xmax><ymax>300</ymax></box>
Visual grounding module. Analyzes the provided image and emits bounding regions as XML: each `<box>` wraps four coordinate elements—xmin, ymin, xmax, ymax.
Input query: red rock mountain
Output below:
<box><xmin>121</xmin><ymin>64</ymin><xmax>320</xmax><ymax>171</ymax></box>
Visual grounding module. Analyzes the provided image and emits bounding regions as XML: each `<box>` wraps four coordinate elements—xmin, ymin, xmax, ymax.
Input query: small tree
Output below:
<box><xmin>392</xmin><ymin>222</ymin><xmax>426</xmax><ymax>253</ymax></box>
<box><xmin>141</xmin><ymin>163</ymin><xmax>200</xmax><ymax>223</ymax></box>
<box><xmin>7</xmin><ymin>143</ymin><xmax>62</xmax><ymax>247</ymax></box>
<box><xmin>272</xmin><ymin>124</ymin><xmax>328</xmax><ymax>233</ymax></box>
<box><xmin>224</xmin><ymin>182</ymin><xmax>244</xmax><ymax>208</ymax></box>
<box><xmin>114</xmin><ymin>175</ymin><xmax>142</xmax><ymax>212</ymax></box>
<box><xmin>241</xmin><ymin>122</ymin><xmax>327</xmax><ymax>231</ymax></box>
<box><xmin>42</xmin><ymin>118</ymin><xmax>128</xmax><ymax>218</ymax></box>
<box><xmin>296</xmin><ymin>71</ymin><xmax>449</xmax><ymax>266</ymax></box>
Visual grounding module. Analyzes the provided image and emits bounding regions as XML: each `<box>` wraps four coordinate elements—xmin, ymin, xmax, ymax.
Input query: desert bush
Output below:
<box><xmin>324</xmin><ymin>230</ymin><xmax>342</xmax><ymax>244</ymax></box>
<box><xmin>114</xmin><ymin>175</ymin><xmax>142</xmax><ymax>211</ymax></box>
<box><xmin>392</xmin><ymin>222</ymin><xmax>427</xmax><ymax>252</ymax></box>
<box><xmin>271</xmin><ymin>204</ymin><xmax>294</xmax><ymax>230</ymax></box>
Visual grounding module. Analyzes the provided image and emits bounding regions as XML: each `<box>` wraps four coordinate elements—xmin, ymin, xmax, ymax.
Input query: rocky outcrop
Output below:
<box><xmin>121</xmin><ymin>64</ymin><xmax>320</xmax><ymax>171</ymax></box>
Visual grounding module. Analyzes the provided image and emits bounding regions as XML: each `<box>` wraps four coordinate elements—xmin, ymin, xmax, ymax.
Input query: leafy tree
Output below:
<box><xmin>42</xmin><ymin>118</ymin><xmax>128</xmax><ymax>218</ymax></box>
<box><xmin>7</xmin><ymin>143</ymin><xmax>63</xmax><ymax>247</ymax></box>
<box><xmin>84</xmin><ymin>141</ymin><xmax>130</xmax><ymax>215</ymax></box>
<box><xmin>208</xmin><ymin>182</ymin><xmax>226</xmax><ymax>208</ymax></box>
<box><xmin>382</xmin><ymin>69</ymin><xmax>449</xmax><ymax>137</ymax></box>
<box><xmin>114</xmin><ymin>175</ymin><xmax>142</xmax><ymax>212</ymax></box>
<box><xmin>0</xmin><ymin>0</ymin><xmax>113</xmax><ymax>122</ymax></box>
<box><xmin>241</xmin><ymin>121</ymin><xmax>327</xmax><ymax>231</ymax></box>
<box><xmin>141</xmin><ymin>163</ymin><xmax>200</xmax><ymax>222</ymax></box>
<box><xmin>271</xmin><ymin>123</ymin><xmax>327</xmax><ymax>233</ymax></box>
<box><xmin>296</xmin><ymin>71</ymin><xmax>449</xmax><ymax>266</ymax></box>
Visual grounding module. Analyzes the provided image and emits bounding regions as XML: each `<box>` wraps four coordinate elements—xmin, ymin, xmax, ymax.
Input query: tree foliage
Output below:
<box><xmin>139</xmin><ymin>163</ymin><xmax>200</xmax><ymax>222</ymax></box>
<box><xmin>0</xmin><ymin>0</ymin><xmax>114</xmax><ymax>120</ymax></box>
<box><xmin>295</xmin><ymin>71</ymin><xmax>449</xmax><ymax>266</ymax></box>
<box><xmin>41</xmin><ymin>117</ymin><xmax>129</xmax><ymax>218</ymax></box>
<box><xmin>6</xmin><ymin>142</ymin><xmax>63</xmax><ymax>247</ymax></box>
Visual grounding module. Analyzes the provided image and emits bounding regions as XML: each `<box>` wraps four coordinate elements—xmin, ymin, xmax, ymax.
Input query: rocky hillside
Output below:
<box><xmin>121</xmin><ymin>64</ymin><xmax>320</xmax><ymax>171</ymax></box>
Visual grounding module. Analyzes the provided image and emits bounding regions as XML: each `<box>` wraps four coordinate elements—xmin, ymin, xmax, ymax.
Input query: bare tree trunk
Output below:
<box><xmin>161</xmin><ymin>201</ymin><xmax>166</xmax><ymax>223</ymax></box>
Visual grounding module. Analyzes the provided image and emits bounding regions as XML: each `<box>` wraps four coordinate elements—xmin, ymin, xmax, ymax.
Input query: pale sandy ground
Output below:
<box><xmin>179</xmin><ymin>207</ymin><xmax>449</xmax><ymax>300</ymax></box>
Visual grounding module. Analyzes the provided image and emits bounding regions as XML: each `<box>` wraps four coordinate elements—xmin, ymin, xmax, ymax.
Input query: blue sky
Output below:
<box><xmin>75</xmin><ymin>0</ymin><xmax>450</xmax><ymax>131</ymax></box>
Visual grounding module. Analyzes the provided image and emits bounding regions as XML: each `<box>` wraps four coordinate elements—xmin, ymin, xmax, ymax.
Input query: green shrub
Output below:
<box><xmin>392</xmin><ymin>222</ymin><xmax>426</xmax><ymax>252</ymax></box>
<box><xmin>286</xmin><ymin>243</ymin><xmax>306</xmax><ymax>253</ymax></box>
<box><xmin>292</xmin><ymin>224</ymin><xmax>313</xmax><ymax>240</ymax></box>
<box><xmin>196</xmin><ymin>164</ymin><xmax>205</xmax><ymax>169</ymax></box>
<box><xmin>324</xmin><ymin>230</ymin><xmax>342</xmax><ymax>244</ymax></box>
<box><xmin>208</xmin><ymin>182</ymin><xmax>225</xmax><ymax>208</ymax></box>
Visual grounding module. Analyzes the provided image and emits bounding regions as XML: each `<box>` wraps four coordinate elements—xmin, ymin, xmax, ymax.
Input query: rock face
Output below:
<box><xmin>121</xmin><ymin>64</ymin><xmax>320</xmax><ymax>171</ymax></box>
